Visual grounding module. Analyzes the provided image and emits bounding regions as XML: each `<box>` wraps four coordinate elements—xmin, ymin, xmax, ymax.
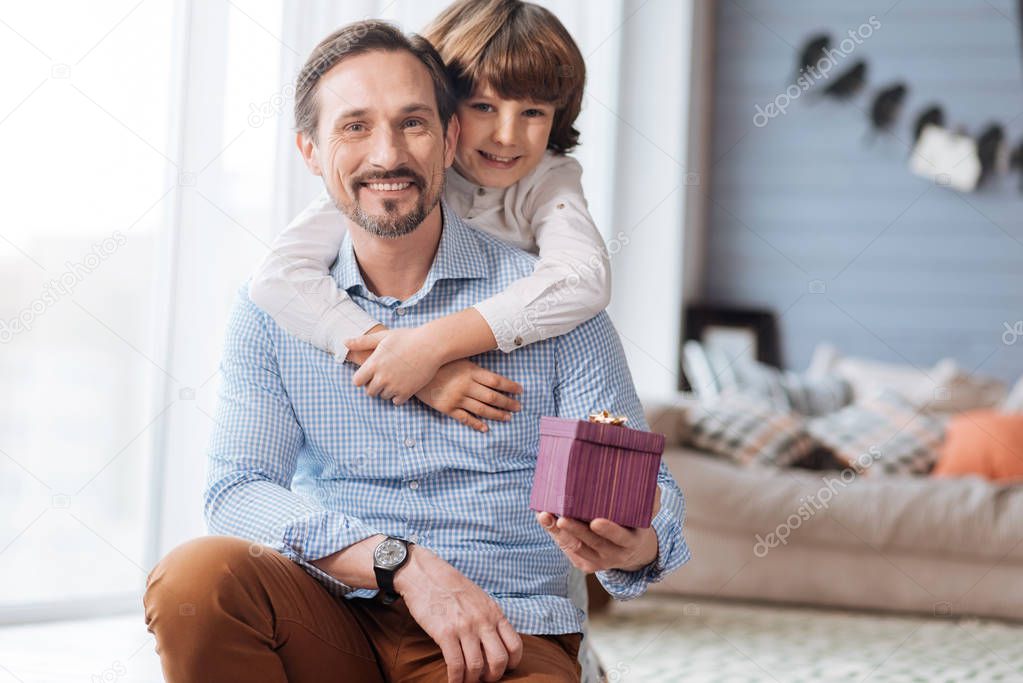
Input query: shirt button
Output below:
<box><xmin>477</xmin><ymin>187</ymin><xmax>485</xmax><ymax>196</ymax></box>
<box><xmin>408</xmin><ymin>532</ymin><xmax>419</xmax><ymax>543</ymax></box>
<box><xmin>395</xmin><ymin>308</ymin><xmax>406</xmax><ymax>316</ymax></box>
<box><xmin>408</xmin><ymin>480</ymin><xmax>420</xmax><ymax>490</ymax></box>
<box><xmin>404</xmin><ymin>437</ymin><xmax>416</xmax><ymax>448</ymax></box>
<box><xmin>513</xmin><ymin>336</ymin><xmax>523</xmax><ymax>346</ymax></box>
<box><xmin>556</xmin><ymin>203</ymin><xmax>565</xmax><ymax>209</ymax></box>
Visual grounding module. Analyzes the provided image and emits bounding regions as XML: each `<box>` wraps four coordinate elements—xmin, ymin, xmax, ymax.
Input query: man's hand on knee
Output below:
<box><xmin>394</xmin><ymin>546</ymin><xmax>523</xmax><ymax>683</ymax></box>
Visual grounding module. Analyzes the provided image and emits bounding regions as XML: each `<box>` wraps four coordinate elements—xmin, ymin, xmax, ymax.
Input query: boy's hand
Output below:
<box><xmin>347</xmin><ymin>328</ymin><xmax>445</xmax><ymax>404</ymax></box>
<box><xmin>415</xmin><ymin>359</ymin><xmax>523</xmax><ymax>432</ymax></box>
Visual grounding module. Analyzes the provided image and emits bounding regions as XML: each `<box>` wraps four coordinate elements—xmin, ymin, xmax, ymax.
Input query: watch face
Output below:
<box><xmin>374</xmin><ymin>538</ymin><xmax>407</xmax><ymax>569</ymax></box>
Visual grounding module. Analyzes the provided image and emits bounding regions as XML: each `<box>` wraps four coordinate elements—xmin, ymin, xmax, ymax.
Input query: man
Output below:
<box><xmin>144</xmin><ymin>21</ymin><xmax>689</xmax><ymax>683</ymax></box>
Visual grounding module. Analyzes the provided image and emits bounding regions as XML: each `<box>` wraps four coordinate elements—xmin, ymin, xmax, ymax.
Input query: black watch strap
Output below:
<box><xmin>374</xmin><ymin>564</ymin><xmax>400</xmax><ymax>604</ymax></box>
<box><xmin>373</xmin><ymin>537</ymin><xmax>412</xmax><ymax>605</ymax></box>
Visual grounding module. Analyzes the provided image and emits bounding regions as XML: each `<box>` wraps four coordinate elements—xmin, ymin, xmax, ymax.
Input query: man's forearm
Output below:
<box><xmin>310</xmin><ymin>533</ymin><xmax>387</xmax><ymax>590</ymax></box>
<box><xmin>311</xmin><ymin>536</ymin><xmax>433</xmax><ymax>597</ymax></box>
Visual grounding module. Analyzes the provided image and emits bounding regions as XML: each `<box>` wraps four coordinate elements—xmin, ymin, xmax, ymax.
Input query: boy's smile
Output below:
<box><xmin>477</xmin><ymin>149</ymin><xmax>524</xmax><ymax>171</ymax></box>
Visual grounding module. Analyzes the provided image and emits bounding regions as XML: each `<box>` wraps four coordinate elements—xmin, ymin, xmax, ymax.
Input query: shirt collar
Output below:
<box><xmin>333</xmin><ymin>200</ymin><xmax>488</xmax><ymax>305</ymax></box>
<box><xmin>445</xmin><ymin>165</ymin><xmax>478</xmax><ymax>198</ymax></box>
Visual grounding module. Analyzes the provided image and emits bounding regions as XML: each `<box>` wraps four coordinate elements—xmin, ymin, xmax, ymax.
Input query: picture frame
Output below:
<box><xmin>678</xmin><ymin>304</ymin><xmax>780</xmax><ymax>392</ymax></box>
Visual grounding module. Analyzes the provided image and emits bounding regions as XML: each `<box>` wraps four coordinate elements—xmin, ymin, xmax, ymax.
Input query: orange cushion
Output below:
<box><xmin>933</xmin><ymin>410</ymin><xmax>1023</xmax><ymax>483</ymax></box>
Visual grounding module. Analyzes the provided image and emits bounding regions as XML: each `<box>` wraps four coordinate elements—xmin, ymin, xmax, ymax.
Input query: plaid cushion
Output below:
<box><xmin>806</xmin><ymin>390</ymin><xmax>946</xmax><ymax>476</ymax></box>
<box><xmin>730</xmin><ymin>359</ymin><xmax>852</xmax><ymax>416</ymax></box>
<box><xmin>686</xmin><ymin>391</ymin><xmax>815</xmax><ymax>467</ymax></box>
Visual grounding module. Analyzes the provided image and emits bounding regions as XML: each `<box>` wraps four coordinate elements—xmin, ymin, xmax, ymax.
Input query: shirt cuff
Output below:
<box><xmin>594</xmin><ymin>504</ymin><xmax>691</xmax><ymax>601</ymax></box>
<box><xmin>276</xmin><ymin>545</ymin><xmax>357</xmax><ymax>598</ymax></box>
<box><xmin>273</xmin><ymin>526</ymin><xmax>382</xmax><ymax>599</ymax></box>
<box><xmin>472</xmin><ymin>298</ymin><xmax>544</xmax><ymax>353</ymax></box>
<box><xmin>311</xmin><ymin>304</ymin><xmax>379</xmax><ymax>362</ymax></box>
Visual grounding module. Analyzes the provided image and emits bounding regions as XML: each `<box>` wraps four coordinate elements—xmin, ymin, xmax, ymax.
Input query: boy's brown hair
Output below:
<box><xmin>423</xmin><ymin>0</ymin><xmax>586</xmax><ymax>154</ymax></box>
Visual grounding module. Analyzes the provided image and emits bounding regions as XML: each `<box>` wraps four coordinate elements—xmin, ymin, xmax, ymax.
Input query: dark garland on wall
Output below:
<box><xmin>795</xmin><ymin>27</ymin><xmax>1021</xmax><ymax>194</ymax></box>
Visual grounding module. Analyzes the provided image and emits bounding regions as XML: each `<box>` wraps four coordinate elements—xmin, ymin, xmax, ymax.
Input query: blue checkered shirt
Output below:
<box><xmin>205</xmin><ymin>202</ymin><xmax>690</xmax><ymax>634</ymax></box>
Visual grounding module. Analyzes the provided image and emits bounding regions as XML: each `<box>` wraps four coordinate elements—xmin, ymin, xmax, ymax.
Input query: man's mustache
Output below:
<box><xmin>349</xmin><ymin>167</ymin><xmax>426</xmax><ymax>190</ymax></box>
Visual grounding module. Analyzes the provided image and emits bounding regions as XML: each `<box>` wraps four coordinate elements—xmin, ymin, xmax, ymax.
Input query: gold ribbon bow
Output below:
<box><xmin>587</xmin><ymin>410</ymin><xmax>629</xmax><ymax>426</ymax></box>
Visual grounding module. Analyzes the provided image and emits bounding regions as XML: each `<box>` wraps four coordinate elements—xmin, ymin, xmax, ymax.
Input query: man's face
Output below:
<box><xmin>299</xmin><ymin>50</ymin><xmax>458</xmax><ymax>238</ymax></box>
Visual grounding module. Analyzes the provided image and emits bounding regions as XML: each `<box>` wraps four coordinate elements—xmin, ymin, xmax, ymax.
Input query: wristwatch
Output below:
<box><xmin>373</xmin><ymin>536</ymin><xmax>413</xmax><ymax>604</ymax></box>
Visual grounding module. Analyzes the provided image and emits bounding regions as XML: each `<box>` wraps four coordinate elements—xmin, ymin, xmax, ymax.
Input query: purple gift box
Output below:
<box><xmin>530</xmin><ymin>416</ymin><xmax>665</xmax><ymax>528</ymax></box>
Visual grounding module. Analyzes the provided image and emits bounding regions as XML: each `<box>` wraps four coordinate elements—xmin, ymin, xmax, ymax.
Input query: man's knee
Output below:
<box><xmin>144</xmin><ymin>536</ymin><xmax>266</xmax><ymax>626</ymax></box>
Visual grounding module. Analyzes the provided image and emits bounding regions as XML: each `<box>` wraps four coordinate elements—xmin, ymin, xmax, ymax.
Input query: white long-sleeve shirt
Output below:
<box><xmin>249</xmin><ymin>151</ymin><xmax>611</xmax><ymax>359</ymax></box>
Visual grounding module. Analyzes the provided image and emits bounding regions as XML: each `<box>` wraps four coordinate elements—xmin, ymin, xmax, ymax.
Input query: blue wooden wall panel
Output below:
<box><xmin>705</xmin><ymin>0</ymin><xmax>1023</xmax><ymax>383</ymax></box>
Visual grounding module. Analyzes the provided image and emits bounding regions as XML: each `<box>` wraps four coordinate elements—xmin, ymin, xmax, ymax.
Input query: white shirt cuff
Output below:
<box><xmin>472</xmin><ymin>299</ymin><xmax>543</xmax><ymax>353</ymax></box>
<box><xmin>311</xmin><ymin>303</ymin><xmax>379</xmax><ymax>362</ymax></box>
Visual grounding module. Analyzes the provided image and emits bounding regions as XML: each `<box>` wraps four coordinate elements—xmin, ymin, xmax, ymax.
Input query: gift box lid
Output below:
<box><xmin>539</xmin><ymin>416</ymin><xmax>666</xmax><ymax>454</ymax></box>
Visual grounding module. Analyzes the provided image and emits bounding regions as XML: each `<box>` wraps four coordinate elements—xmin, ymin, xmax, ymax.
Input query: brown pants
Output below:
<box><xmin>143</xmin><ymin>536</ymin><xmax>582</xmax><ymax>682</ymax></box>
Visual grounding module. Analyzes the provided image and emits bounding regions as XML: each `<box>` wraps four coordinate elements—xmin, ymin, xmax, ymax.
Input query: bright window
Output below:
<box><xmin>0</xmin><ymin>0</ymin><xmax>285</xmax><ymax>611</ymax></box>
<box><xmin>0</xmin><ymin>0</ymin><xmax>176</xmax><ymax>606</ymax></box>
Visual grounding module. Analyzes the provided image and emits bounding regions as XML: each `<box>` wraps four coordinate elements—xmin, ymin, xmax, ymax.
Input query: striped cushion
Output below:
<box><xmin>806</xmin><ymin>390</ymin><xmax>946</xmax><ymax>476</ymax></box>
<box><xmin>686</xmin><ymin>391</ymin><xmax>815</xmax><ymax>467</ymax></box>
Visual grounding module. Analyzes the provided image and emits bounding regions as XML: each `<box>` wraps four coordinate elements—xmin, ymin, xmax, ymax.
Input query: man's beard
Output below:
<box><xmin>338</xmin><ymin>167</ymin><xmax>442</xmax><ymax>239</ymax></box>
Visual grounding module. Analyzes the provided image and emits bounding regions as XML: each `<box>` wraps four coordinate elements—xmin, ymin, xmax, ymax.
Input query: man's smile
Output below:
<box><xmin>361</xmin><ymin>180</ymin><xmax>417</xmax><ymax>193</ymax></box>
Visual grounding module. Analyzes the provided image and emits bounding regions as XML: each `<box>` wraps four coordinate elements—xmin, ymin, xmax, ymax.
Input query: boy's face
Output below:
<box><xmin>453</xmin><ymin>84</ymin><xmax>556</xmax><ymax>189</ymax></box>
<box><xmin>298</xmin><ymin>50</ymin><xmax>458</xmax><ymax>238</ymax></box>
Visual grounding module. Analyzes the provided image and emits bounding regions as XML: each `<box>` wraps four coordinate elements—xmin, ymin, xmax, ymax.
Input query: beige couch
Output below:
<box><xmin>645</xmin><ymin>407</ymin><xmax>1023</xmax><ymax>621</ymax></box>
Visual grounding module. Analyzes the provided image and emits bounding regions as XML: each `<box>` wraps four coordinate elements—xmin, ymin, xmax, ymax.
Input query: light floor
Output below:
<box><xmin>588</xmin><ymin>597</ymin><xmax>1023</xmax><ymax>682</ymax></box>
<box><xmin>2</xmin><ymin>596</ymin><xmax>1021</xmax><ymax>682</ymax></box>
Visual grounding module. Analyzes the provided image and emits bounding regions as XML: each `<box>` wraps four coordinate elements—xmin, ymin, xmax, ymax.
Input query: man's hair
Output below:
<box><xmin>422</xmin><ymin>0</ymin><xmax>586</xmax><ymax>154</ymax></box>
<box><xmin>294</xmin><ymin>20</ymin><xmax>457</xmax><ymax>140</ymax></box>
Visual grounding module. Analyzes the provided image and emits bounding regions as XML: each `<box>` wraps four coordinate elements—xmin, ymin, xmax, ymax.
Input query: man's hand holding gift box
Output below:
<box><xmin>531</xmin><ymin>411</ymin><xmax>666</xmax><ymax>574</ymax></box>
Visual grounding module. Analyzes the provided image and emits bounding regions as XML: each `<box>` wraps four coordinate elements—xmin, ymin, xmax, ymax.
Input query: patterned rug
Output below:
<box><xmin>588</xmin><ymin>595</ymin><xmax>1023</xmax><ymax>682</ymax></box>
